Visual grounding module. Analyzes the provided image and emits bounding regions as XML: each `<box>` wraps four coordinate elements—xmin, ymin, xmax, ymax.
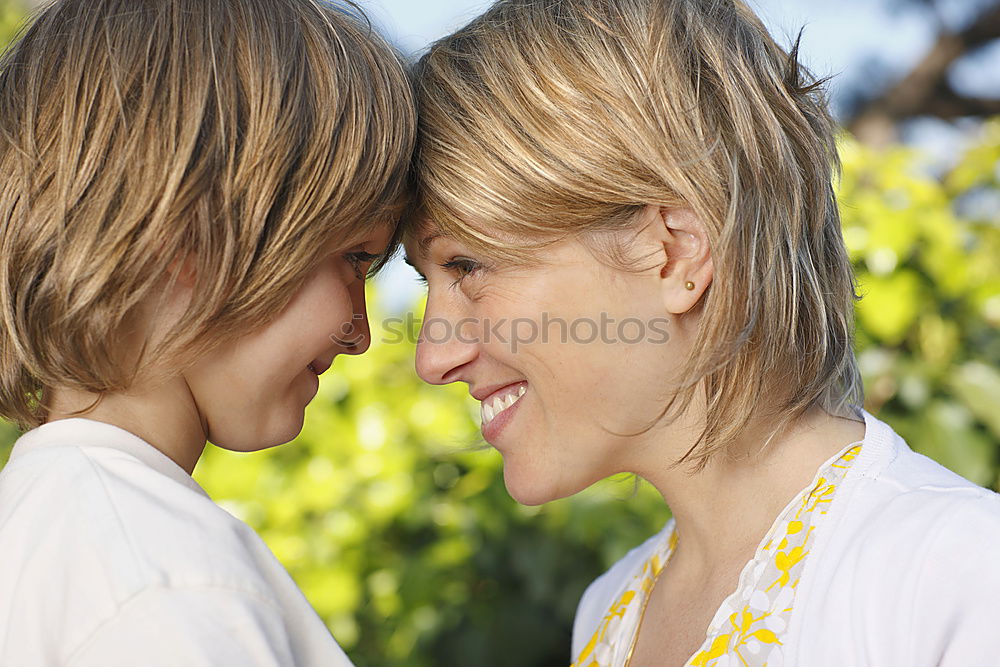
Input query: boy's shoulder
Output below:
<box><xmin>0</xmin><ymin>432</ymin><xmax>296</xmax><ymax>663</ymax></box>
<box><xmin>0</xmin><ymin>438</ymin><xmax>350</xmax><ymax>666</ymax></box>
<box><xmin>0</xmin><ymin>434</ymin><xmax>276</xmax><ymax>593</ymax></box>
<box><xmin>0</xmin><ymin>430</ymin><xmax>281</xmax><ymax>604</ymax></box>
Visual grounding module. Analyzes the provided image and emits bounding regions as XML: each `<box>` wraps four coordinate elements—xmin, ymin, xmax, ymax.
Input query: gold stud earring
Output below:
<box><xmin>685</xmin><ymin>281</ymin><xmax>695</xmax><ymax>291</ymax></box>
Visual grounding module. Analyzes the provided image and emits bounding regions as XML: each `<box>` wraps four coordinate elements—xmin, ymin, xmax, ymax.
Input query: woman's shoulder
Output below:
<box><xmin>831</xmin><ymin>413</ymin><xmax>1000</xmax><ymax>570</ymax></box>
<box><xmin>846</xmin><ymin>410</ymin><xmax>1000</xmax><ymax>535</ymax></box>
<box><xmin>841</xmin><ymin>477</ymin><xmax>1000</xmax><ymax>566</ymax></box>
<box><xmin>854</xmin><ymin>411</ymin><xmax>1000</xmax><ymax>535</ymax></box>
<box><xmin>786</xmin><ymin>417</ymin><xmax>1000</xmax><ymax>663</ymax></box>
<box><xmin>798</xmin><ymin>476</ymin><xmax>1000</xmax><ymax>663</ymax></box>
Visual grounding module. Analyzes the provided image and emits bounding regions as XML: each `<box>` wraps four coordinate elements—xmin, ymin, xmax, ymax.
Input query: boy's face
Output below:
<box><xmin>182</xmin><ymin>225</ymin><xmax>393</xmax><ymax>452</ymax></box>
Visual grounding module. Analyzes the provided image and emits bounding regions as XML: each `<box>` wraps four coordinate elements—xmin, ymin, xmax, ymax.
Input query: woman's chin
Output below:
<box><xmin>502</xmin><ymin>463</ymin><xmax>574</xmax><ymax>507</ymax></box>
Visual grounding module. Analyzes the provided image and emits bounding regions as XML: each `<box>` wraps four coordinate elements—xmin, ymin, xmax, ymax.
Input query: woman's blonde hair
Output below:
<box><xmin>0</xmin><ymin>0</ymin><xmax>415</xmax><ymax>430</ymax></box>
<box><xmin>411</xmin><ymin>0</ymin><xmax>863</xmax><ymax>467</ymax></box>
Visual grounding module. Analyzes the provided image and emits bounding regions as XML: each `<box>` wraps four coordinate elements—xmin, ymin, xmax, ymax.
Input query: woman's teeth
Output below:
<box><xmin>481</xmin><ymin>385</ymin><xmax>526</xmax><ymax>426</ymax></box>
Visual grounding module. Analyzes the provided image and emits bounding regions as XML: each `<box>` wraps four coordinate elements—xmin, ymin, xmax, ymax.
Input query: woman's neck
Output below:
<box><xmin>638</xmin><ymin>405</ymin><xmax>865</xmax><ymax>579</ymax></box>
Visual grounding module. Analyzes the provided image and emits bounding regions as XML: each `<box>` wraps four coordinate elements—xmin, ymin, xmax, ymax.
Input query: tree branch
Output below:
<box><xmin>847</xmin><ymin>1</ymin><xmax>1000</xmax><ymax>144</ymax></box>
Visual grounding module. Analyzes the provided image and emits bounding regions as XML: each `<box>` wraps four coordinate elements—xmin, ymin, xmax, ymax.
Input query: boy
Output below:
<box><xmin>0</xmin><ymin>0</ymin><xmax>414</xmax><ymax>664</ymax></box>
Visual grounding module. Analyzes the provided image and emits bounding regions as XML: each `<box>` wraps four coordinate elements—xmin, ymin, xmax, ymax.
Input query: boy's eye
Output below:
<box><xmin>345</xmin><ymin>251</ymin><xmax>380</xmax><ymax>280</ymax></box>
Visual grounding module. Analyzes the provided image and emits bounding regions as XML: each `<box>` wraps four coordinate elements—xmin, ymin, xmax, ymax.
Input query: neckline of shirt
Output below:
<box><xmin>9</xmin><ymin>417</ymin><xmax>209</xmax><ymax>498</ymax></box>
<box><xmin>621</xmin><ymin>424</ymin><xmax>872</xmax><ymax>667</ymax></box>
<box><xmin>681</xmin><ymin>439</ymin><xmax>862</xmax><ymax>631</ymax></box>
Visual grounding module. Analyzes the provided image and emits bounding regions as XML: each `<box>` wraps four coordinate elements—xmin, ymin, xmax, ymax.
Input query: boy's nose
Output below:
<box><xmin>340</xmin><ymin>311</ymin><xmax>371</xmax><ymax>355</ymax></box>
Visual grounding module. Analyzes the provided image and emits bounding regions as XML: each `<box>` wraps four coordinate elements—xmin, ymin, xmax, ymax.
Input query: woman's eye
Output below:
<box><xmin>439</xmin><ymin>257</ymin><xmax>482</xmax><ymax>286</ymax></box>
<box><xmin>345</xmin><ymin>251</ymin><xmax>380</xmax><ymax>281</ymax></box>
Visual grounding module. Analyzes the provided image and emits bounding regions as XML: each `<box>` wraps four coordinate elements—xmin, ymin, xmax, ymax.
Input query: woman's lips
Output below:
<box><xmin>481</xmin><ymin>383</ymin><xmax>527</xmax><ymax>425</ymax></box>
<box><xmin>480</xmin><ymin>382</ymin><xmax>528</xmax><ymax>443</ymax></box>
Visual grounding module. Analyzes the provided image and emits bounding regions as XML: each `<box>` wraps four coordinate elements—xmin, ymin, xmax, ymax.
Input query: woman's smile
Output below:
<box><xmin>477</xmin><ymin>381</ymin><xmax>528</xmax><ymax>443</ymax></box>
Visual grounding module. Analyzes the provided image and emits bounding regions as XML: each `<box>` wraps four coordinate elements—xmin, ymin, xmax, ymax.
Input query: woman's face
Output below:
<box><xmin>183</xmin><ymin>225</ymin><xmax>393</xmax><ymax>453</ymax></box>
<box><xmin>405</xmin><ymin>209</ymin><xmax>708</xmax><ymax>505</ymax></box>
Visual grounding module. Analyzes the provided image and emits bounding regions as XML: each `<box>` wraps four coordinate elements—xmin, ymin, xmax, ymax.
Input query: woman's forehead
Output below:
<box><xmin>403</xmin><ymin>220</ymin><xmax>443</xmax><ymax>252</ymax></box>
<box><xmin>401</xmin><ymin>220</ymin><xmax>449</xmax><ymax>266</ymax></box>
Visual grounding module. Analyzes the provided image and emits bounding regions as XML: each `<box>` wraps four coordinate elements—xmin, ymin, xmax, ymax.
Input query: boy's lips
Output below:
<box><xmin>308</xmin><ymin>357</ymin><xmax>333</xmax><ymax>375</ymax></box>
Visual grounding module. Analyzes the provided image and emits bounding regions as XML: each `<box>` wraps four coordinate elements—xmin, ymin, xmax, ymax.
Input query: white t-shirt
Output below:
<box><xmin>571</xmin><ymin>409</ymin><xmax>1000</xmax><ymax>666</ymax></box>
<box><xmin>0</xmin><ymin>417</ymin><xmax>354</xmax><ymax>666</ymax></box>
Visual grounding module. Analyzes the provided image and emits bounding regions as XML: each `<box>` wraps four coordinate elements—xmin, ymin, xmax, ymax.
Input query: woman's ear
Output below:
<box><xmin>656</xmin><ymin>207</ymin><xmax>713</xmax><ymax>314</ymax></box>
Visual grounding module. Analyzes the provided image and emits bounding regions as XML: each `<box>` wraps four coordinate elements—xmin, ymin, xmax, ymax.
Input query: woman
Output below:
<box><xmin>403</xmin><ymin>0</ymin><xmax>1000</xmax><ymax>665</ymax></box>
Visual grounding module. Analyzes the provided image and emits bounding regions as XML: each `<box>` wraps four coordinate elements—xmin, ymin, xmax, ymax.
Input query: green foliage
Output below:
<box><xmin>840</xmin><ymin>125</ymin><xmax>1000</xmax><ymax>488</ymax></box>
<box><xmin>0</xmin><ymin>0</ymin><xmax>24</xmax><ymax>50</ymax></box>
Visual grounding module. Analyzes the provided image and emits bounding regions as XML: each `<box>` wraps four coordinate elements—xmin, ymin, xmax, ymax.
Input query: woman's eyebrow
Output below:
<box><xmin>419</xmin><ymin>231</ymin><xmax>444</xmax><ymax>254</ymax></box>
<box><xmin>402</xmin><ymin>231</ymin><xmax>445</xmax><ymax>269</ymax></box>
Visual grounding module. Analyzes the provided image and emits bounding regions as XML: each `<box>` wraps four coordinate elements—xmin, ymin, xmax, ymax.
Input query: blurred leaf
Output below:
<box><xmin>950</xmin><ymin>362</ymin><xmax>1000</xmax><ymax>441</ymax></box>
<box><xmin>856</xmin><ymin>269</ymin><xmax>924</xmax><ymax>345</ymax></box>
<box><xmin>904</xmin><ymin>401</ymin><xmax>996</xmax><ymax>487</ymax></box>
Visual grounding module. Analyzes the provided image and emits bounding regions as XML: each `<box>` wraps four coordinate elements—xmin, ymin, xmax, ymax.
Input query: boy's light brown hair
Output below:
<box><xmin>0</xmin><ymin>0</ymin><xmax>415</xmax><ymax>430</ymax></box>
<box><xmin>411</xmin><ymin>0</ymin><xmax>863</xmax><ymax>467</ymax></box>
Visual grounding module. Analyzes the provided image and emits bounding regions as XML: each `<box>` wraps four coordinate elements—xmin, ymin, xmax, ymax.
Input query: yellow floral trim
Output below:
<box><xmin>570</xmin><ymin>532</ymin><xmax>676</xmax><ymax>667</ymax></box>
<box><xmin>571</xmin><ymin>443</ymin><xmax>862</xmax><ymax>667</ymax></box>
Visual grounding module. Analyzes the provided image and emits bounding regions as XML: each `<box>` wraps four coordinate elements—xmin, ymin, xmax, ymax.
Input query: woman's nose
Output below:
<box><xmin>414</xmin><ymin>301</ymin><xmax>479</xmax><ymax>385</ymax></box>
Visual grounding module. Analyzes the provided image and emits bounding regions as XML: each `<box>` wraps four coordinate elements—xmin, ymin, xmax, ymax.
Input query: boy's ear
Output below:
<box><xmin>165</xmin><ymin>252</ymin><xmax>198</xmax><ymax>289</ymax></box>
<box><xmin>654</xmin><ymin>207</ymin><xmax>713</xmax><ymax>315</ymax></box>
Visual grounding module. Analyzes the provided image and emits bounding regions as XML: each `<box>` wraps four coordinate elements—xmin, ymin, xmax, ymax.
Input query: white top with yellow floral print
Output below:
<box><xmin>570</xmin><ymin>441</ymin><xmax>861</xmax><ymax>667</ymax></box>
<box><xmin>571</xmin><ymin>409</ymin><xmax>1000</xmax><ymax>667</ymax></box>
